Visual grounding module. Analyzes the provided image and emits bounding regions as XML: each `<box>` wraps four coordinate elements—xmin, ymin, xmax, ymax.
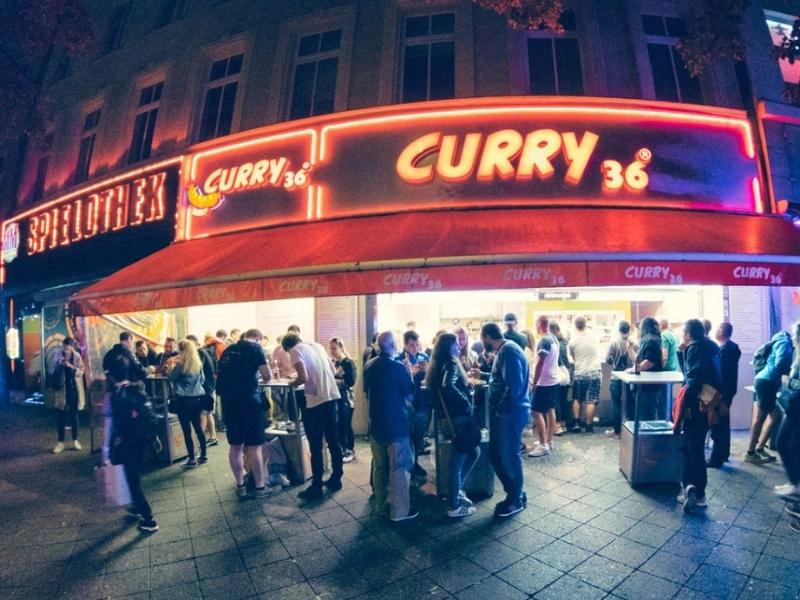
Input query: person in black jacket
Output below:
<box><xmin>108</xmin><ymin>352</ymin><xmax>159</xmax><ymax>533</ymax></box>
<box><xmin>708</xmin><ymin>323</ymin><xmax>741</xmax><ymax>467</ymax></box>
<box><xmin>428</xmin><ymin>333</ymin><xmax>480</xmax><ymax>518</ymax></box>
<box><xmin>679</xmin><ymin>319</ymin><xmax>722</xmax><ymax>514</ymax></box>
<box><xmin>329</xmin><ymin>337</ymin><xmax>357</xmax><ymax>463</ymax></box>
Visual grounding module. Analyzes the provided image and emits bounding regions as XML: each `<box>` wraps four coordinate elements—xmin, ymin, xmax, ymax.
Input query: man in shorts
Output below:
<box><xmin>569</xmin><ymin>317</ymin><xmax>602</xmax><ymax>433</ymax></box>
<box><xmin>529</xmin><ymin>316</ymin><xmax>560</xmax><ymax>457</ymax></box>
<box><xmin>217</xmin><ymin>329</ymin><xmax>277</xmax><ymax>498</ymax></box>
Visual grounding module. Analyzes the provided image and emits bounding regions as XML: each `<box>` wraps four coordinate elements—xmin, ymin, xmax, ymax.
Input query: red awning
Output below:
<box><xmin>71</xmin><ymin>207</ymin><xmax>800</xmax><ymax>315</ymax></box>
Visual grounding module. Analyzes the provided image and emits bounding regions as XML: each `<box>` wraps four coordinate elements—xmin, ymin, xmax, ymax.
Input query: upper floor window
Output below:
<box><xmin>104</xmin><ymin>3</ymin><xmax>131</xmax><ymax>54</ymax></box>
<box><xmin>198</xmin><ymin>53</ymin><xmax>243</xmax><ymax>142</ymax></box>
<box><xmin>75</xmin><ymin>109</ymin><xmax>101</xmax><ymax>184</ymax></box>
<box><xmin>129</xmin><ymin>81</ymin><xmax>163</xmax><ymax>164</ymax></box>
<box><xmin>33</xmin><ymin>134</ymin><xmax>54</xmax><ymax>202</ymax></box>
<box><xmin>527</xmin><ymin>10</ymin><xmax>583</xmax><ymax>95</ymax></box>
<box><xmin>766</xmin><ymin>11</ymin><xmax>800</xmax><ymax>104</ymax></box>
<box><xmin>642</xmin><ymin>14</ymin><xmax>702</xmax><ymax>104</ymax></box>
<box><xmin>288</xmin><ymin>29</ymin><xmax>342</xmax><ymax>120</ymax></box>
<box><xmin>402</xmin><ymin>13</ymin><xmax>455</xmax><ymax>103</ymax></box>
<box><xmin>157</xmin><ymin>0</ymin><xmax>188</xmax><ymax>28</ymax></box>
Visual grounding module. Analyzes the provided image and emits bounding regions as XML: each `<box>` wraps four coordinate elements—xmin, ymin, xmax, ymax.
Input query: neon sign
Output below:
<box><xmin>2</xmin><ymin>223</ymin><xmax>19</xmax><ymax>263</ymax></box>
<box><xmin>180</xmin><ymin>98</ymin><xmax>760</xmax><ymax>240</ymax></box>
<box><xmin>22</xmin><ymin>170</ymin><xmax>168</xmax><ymax>256</ymax></box>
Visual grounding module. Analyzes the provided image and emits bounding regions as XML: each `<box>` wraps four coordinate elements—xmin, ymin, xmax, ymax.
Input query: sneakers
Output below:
<box><xmin>458</xmin><ymin>491</ymin><xmax>474</xmax><ymax>507</ymax></box>
<box><xmin>447</xmin><ymin>504</ymin><xmax>476</xmax><ymax>518</ymax></box>
<box><xmin>571</xmin><ymin>424</ymin><xmax>581</xmax><ymax>434</ymax></box>
<box><xmin>182</xmin><ymin>458</ymin><xmax>198</xmax><ymax>468</ymax></box>
<box><xmin>269</xmin><ymin>473</ymin><xmax>291</xmax><ymax>487</ymax></box>
<box><xmin>125</xmin><ymin>505</ymin><xmax>140</xmax><ymax>519</ymax></box>
<box><xmin>298</xmin><ymin>485</ymin><xmax>324</xmax><ymax>500</ymax></box>
<box><xmin>323</xmin><ymin>478</ymin><xmax>343</xmax><ymax>492</ymax></box>
<box><xmin>138</xmin><ymin>519</ymin><xmax>159</xmax><ymax>533</ymax></box>
<box><xmin>71</xmin><ymin>440</ymin><xmax>82</xmax><ymax>451</ymax></box>
<box><xmin>757</xmin><ymin>448</ymin><xmax>777</xmax><ymax>462</ymax></box>
<box><xmin>695</xmin><ymin>496</ymin><xmax>708</xmax><ymax>508</ymax></box>
<box><xmin>236</xmin><ymin>483</ymin><xmax>248</xmax><ymax>499</ymax></box>
<box><xmin>676</xmin><ymin>487</ymin><xmax>686</xmax><ymax>504</ymax></box>
<box><xmin>785</xmin><ymin>503</ymin><xmax>800</xmax><ymax>519</ymax></box>
<box><xmin>528</xmin><ymin>444</ymin><xmax>550</xmax><ymax>457</ymax></box>
<box><xmin>495</xmin><ymin>499</ymin><xmax>524</xmax><ymax>518</ymax></box>
<box><xmin>521</xmin><ymin>491</ymin><xmax>528</xmax><ymax>508</ymax></box>
<box><xmin>254</xmin><ymin>485</ymin><xmax>281</xmax><ymax>498</ymax></box>
<box><xmin>390</xmin><ymin>509</ymin><xmax>420</xmax><ymax>522</ymax></box>
<box><xmin>554</xmin><ymin>425</ymin><xmax>567</xmax><ymax>437</ymax></box>
<box><xmin>53</xmin><ymin>442</ymin><xmax>65</xmax><ymax>454</ymax></box>
<box><xmin>683</xmin><ymin>484</ymin><xmax>700</xmax><ymax>514</ymax></box>
<box><xmin>774</xmin><ymin>483</ymin><xmax>800</xmax><ymax>500</ymax></box>
<box><xmin>605</xmin><ymin>429</ymin><xmax>620</xmax><ymax>439</ymax></box>
<box><xmin>744</xmin><ymin>451</ymin><xmax>769</xmax><ymax>465</ymax></box>
<box><xmin>197</xmin><ymin>456</ymin><xmax>208</xmax><ymax>465</ymax></box>
<box><xmin>342</xmin><ymin>451</ymin><xmax>355</xmax><ymax>463</ymax></box>
<box><xmin>584</xmin><ymin>425</ymin><xmax>594</xmax><ymax>435</ymax></box>
<box><xmin>412</xmin><ymin>464</ymin><xmax>428</xmax><ymax>484</ymax></box>
<box><xmin>206</xmin><ymin>438</ymin><xmax>219</xmax><ymax>447</ymax></box>
<box><xmin>790</xmin><ymin>519</ymin><xmax>800</xmax><ymax>534</ymax></box>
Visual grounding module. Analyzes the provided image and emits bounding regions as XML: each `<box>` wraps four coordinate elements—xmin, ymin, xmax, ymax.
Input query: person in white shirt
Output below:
<box><xmin>282</xmin><ymin>333</ymin><xmax>343</xmax><ymax>500</ymax></box>
<box><xmin>529</xmin><ymin>316</ymin><xmax>561</xmax><ymax>457</ymax></box>
<box><xmin>568</xmin><ymin>317</ymin><xmax>602</xmax><ymax>434</ymax></box>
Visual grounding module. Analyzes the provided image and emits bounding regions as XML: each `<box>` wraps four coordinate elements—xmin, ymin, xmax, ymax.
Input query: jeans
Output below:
<box><xmin>555</xmin><ymin>385</ymin><xmax>570</xmax><ymax>423</ymax></box>
<box><xmin>776</xmin><ymin>415</ymin><xmax>800</xmax><ymax>485</ymax></box>
<box><xmin>489</xmin><ymin>406</ymin><xmax>528</xmax><ymax>504</ymax></box>
<box><xmin>304</xmin><ymin>400</ymin><xmax>343</xmax><ymax>487</ymax></box>
<box><xmin>447</xmin><ymin>416</ymin><xmax>480</xmax><ymax>509</ymax></box>
<box><xmin>610</xmin><ymin>379</ymin><xmax>623</xmax><ymax>434</ymax></box>
<box><xmin>682</xmin><ymin>409</ymin><xmax>709</xmax><ymax>497</ymax></box>
<box><xmin>57</xmin><ymin>396</ymin><xmax>79</xmax><ymax>442</ymax></box>
<box><xmin>411</xmin><ymin>406</ymin><xmax>430</xmax><ymax>467</ymax></box>
<box><xmin>708</xmin><ymin>395</ymin><xmax>733</xmax><ymax>464</ymax></box>
<box><xmin>123</xmin><ymin>444</ymin><xmax>153</xmax><ymax>520</ymax></box>
<box><xmin>177</xmin><ymin>396</ymin><xmax>206</xmax><ymax>460</ymax></box>
<box><xmin>337</xmin><ymin>397</ymin><xmax>354</xmax><ymax>452</ymax></box>
<box><xmin>371</xmin><ymin>437</ymin><xmax>413</xmax><ymax>519</ymax></box>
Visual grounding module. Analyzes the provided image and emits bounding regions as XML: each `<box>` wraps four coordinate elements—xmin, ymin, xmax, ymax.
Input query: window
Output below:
<box><xmin>288</xmin><ymin>29</ymin><xmax>341</xmax><ymax>120</ymax></box>
<box><xmin>198</xmin><ymin>53</ymin><xmax>243</xmax><ymax>142</ymax></box>
<box><xmin>766</xmin><ymin>12</ymin><xmax>800</xmax><ymax>103</ymax></box>
<box><xmin>75</xmin><ymin>109</ymin><xmax>101</xmax><ymax>184</ymax></box>
<box><xmin>527</xmin><ymin>10</ymin><xmax>583</xmax><ymax>95</ymax></box>
<box><xmin>157</xmin><ymin>0</ymin><xmax>188</xmax><ymax>28</ymax></box>
<box><xmin>642</xmin><ymin>14</ymin><xmax>702</xmax><ymax>104</ymax></box>
<box><xmin>401</xmin><ymin>13</ymin><xmax>455</xmax><ymax>103</ymax></box>
<box><xmin>129</xmin><ymin>81</ymin><xmax>163</xmax><ymax>163</ymax></box>
<box><xmin>104</xmin><ymin>3</ymin><xmax>131</xmax><ymax>54</ymax></box>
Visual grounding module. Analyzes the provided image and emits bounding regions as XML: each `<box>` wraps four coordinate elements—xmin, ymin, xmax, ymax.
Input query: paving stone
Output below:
<box><xmin>281</xmin><ymin>529</ymin><xmax>332</xmax><ymax>557</ymax></box>
<box><xmin>196</xmin><ymin>548</ymin><xmax>246</xmax><ymax>580</ymax></box>
<box><xmin>425</xmin><ymin>556</ymin><xmax>491</xmax><ymax>594</ymax></box>
<box><xmin>151</xmin><ymin>559</ymin><xmax>198</xmax><ymax>589</ymax></box>
<box><xmin>622</xmin><ymin>521</ymin><xmax>674</xmax><ymax>548</ymax></box>
<box><xmin>640</xmin><ymin>549</ymin><xmax>701</xmax><ymax>585</ymax></box>
<box><xmin>496</xmin><ymin>525</ymin><xmax>556</xmax><ymax>554</ymax></box>
<box><xmin>465</xmin><ymin>539</ymin><xmax>526</xmax><ymax>573</ymax></box>
<box><xmin>569</xmin><ymin>555</ymin><xmax>634</xmax><ymax>592</ymax></box>
<box><xmin>102</xmin><ymin>567</ymin><xmax>151</xmax><ymax>597</ymax></box>
<box><xmin>685</xmin><ymin>563</ymin><xmax>749</xmax><ymax>598</ymax></box>
<box><xmin>718</xmin><ymin>526</ymin><xmax>769</xmax><ymax>553</ymax></box>
<box><xmin>308</xmin><ymin>567</ymin><xmax>371</xmax><ymax>599</ymax></box>
<box><xmin>750</xmin><ymin>554</ymin><xmax>800</xmax><ymax>589</ymax></box>
<box><xmin>532</xmin><ymin>539</ymin><xmax>592</xmax><ymax>572</ymax></box>
<box><xmin>587</xmin><ymin>511</ymin><xmax>638</xmax><ymax>536</ymax></box>
<box><xmin>496</xmin><ymin>557</ymin><xmax>563</xmax><ymax>595</ymax></box>
<box><xmin>613</xmin><ymin>571</ymin><xmax>681</xmax><ymax>600</ymax></box>
<box><xmin>662</xmin><ymin>533</ymin><xmax>716</xmax><ymax>561</ymax></box>
<box><xmin>533</xmin><ymin>574</ymin><xmax>606</xmax><ymax>600</ymax></box>
<box><xmin>529</xmin><ymin>512</ymin><xmax>582</xmax><ymax>537</ymax></box>
<box><xmin>738</xmin><ymin>577</ymin><xmax>800</xmax><ymax>600</ymax></box>
<box><xmin>561</xmin><ymin>524</ymin><xmax>616</xmax><ymax>552</ymax></box>
<box><xmin>456</xmin><ymin>575</ymin><xmax>528</xmax><ymax>600</ymax></box>
<box><xmin>248</xmin><ymin>559</ymin><xmax>305</xmax><ymax>594</ymax></box>
<box><xmin>150</xmin><ymin>580</ymin><xmax>202</xmax><ymax>600</ymax></box>
<box><xmin>703</xmin><ymin>544</ymin><xmax>760</xmax><ymax>575</ymax></box>
<box><xmin>199</xmin><ymin>571</ymin><xmax>257</xmax><ymax>600</ymax></box>
<box><xmin>377</xmin><ymin>573</ymin><xmax>450</xmax><ymax>599</ymax></box>
<box><xmin>555</xmin><ymin>500</ymin><xmax>606</xmax><ymax>523</ymax></box>
<box><xmin>261</xmin><ymin>581</ymin><xmax>319</xmax><ymax>600</ymax></box>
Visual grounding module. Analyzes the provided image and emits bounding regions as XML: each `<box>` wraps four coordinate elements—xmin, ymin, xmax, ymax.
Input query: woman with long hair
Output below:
<box><xmin>169</xmin><ymin>339</ymin><xmax>207</xmax><ymax>467</ymax></box>
<box><xmin>549</xmin><ymin>322</ymin><xmax>572</xmax><ymax>436</ymax></box>
<box><xmin>426</xmin><ymin>332</ymin><xmax>480</xmax><ymax>518</ymax></box>
<box><xmin>632</xmin><ymin>316</ymin><xmax>664</xmax><ymax>420</ymax></box>
<box><xmin>329</xmin><ymin>337</ymin><xmax>357</xmax><ymax>462</ymax></box>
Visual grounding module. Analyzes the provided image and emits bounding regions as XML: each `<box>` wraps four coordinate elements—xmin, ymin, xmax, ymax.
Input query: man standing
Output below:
<box><xmin>475</xmin><ymin>323</ymin><xmax>530</xmax><ymax>517</ymax></box>
<box><xmin>604</xmin><ymin>321</ymin><xmax>638</xmax><ymax>439</ymax></box>
<box><xmin>746</xmin><ymin>330</ymin><xmax>794</xmax><ymax>464</ymax></box>
<box><xmin>397</xmin><ymin>330</ymin><xmax>430</xmax><ymax>482</ymax></box>
<box><xmin>708</xmin><ymin>323</ymin><xmax>741</xmax><ymax>467</ymax></box>
<box><xmin>678</xmin><ymin>319</ymin><xmax>722</xmax><ymax>514</ymax></box>
<box><xmin>529</xmin><ymin>316</ymin><xmax>560</xmax><ymax>457</ymax></box>
<box><xmin>282</xmin><ymin>333</ymin><xmax>343</xmax><ymax>500</ymax></box>
<box><xmin>659</xmin><ymin>320</ymin><xmax>680</xmax><ymax>372</ymax></box>
<box><xmin>217</xmin><ymin>329</ymin><xmax>276</xmax><ymax>498</ymax></box>
<box><xmin>364</xmin><ymin>331</ymin><xmax>418</xmax><ymax>521</ymax></box>
<box><xmin>502</xmin><ymin>313</ymin><xmax>528</xmax><ymax>350</ymax></box>
<box><xmin>156</xmin><ymin>338</ymin><xmax>178</xmax><ymax>373</ymax></box>
<box><xmin>568</xmin><ymin>317</ymin><xmax>602</xmax><ymax>434</ymax></box>
<box><xmin>103</xmin><ymin>332</ymin><xmax>146</xmax><ymax>385</ymax></box>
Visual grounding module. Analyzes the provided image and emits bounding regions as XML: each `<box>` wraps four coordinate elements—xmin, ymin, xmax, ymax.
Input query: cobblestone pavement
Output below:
<box><xmin>1</xmin><ymin>404</ymin><xmax>799</xmax><ymax>600</ymax></box>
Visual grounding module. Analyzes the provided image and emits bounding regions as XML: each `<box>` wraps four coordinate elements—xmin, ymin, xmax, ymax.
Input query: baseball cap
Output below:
<box><xmin>503</xmin><ymin>313</ymin><xmax>517</xmax><ymax>323</ymax></box>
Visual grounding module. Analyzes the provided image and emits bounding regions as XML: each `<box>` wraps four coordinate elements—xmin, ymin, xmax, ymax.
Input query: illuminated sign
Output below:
<box><xmin>2</xmin><ymin>222</ymin><xmax>19</xmax><ymax>263</ymax></box>
<box><xmin>180</xmin><ymin>98</ymin><xmax>760</xmax><ymax>240</ymax></box>
<box><xmin>22</xmin><ymin>170</ymin><xmax>169</xmax><ymax>256</ymax></box>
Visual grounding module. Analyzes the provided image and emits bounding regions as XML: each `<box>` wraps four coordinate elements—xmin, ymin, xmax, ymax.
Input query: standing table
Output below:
<box><xmin>145</xmin><ymin>375</ymin><xmax>192</xmax><ymax>464</ymax></box>
<box><xmin>263</xmin><ymin>380</ymin><xmax>311</xmax><ymax>484</ymax></box>
<box><xmin>613</xmin><ymin>371</ymin><xmax>684</xmax><ymax>486</ymax></box>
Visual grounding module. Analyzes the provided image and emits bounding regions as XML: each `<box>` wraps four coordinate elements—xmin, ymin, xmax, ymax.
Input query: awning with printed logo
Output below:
<box><xmin>70</xmin><ymin>207</ymin><xmax>800</xmax><ymax>315</ymax></box>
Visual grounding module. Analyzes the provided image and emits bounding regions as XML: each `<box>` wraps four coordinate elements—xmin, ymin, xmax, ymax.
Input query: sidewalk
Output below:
<box><xmin>0</xmin><ymin>404</ymin><xmax>798</xmax><ymax>600</ymax></box>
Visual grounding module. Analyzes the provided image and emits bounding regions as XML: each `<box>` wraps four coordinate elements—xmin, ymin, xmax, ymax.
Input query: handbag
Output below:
<box><xmin>557</xmin><ymin>364</ymin><xmax>571</xmax><ymax>386</ymax></box>
<box><xmin>437</xmin><ymin>369</ymin><xmax>481</xmax><ymax>453</ymax></box>
<box><xmin>95</xmin><ymin>463</ymin><xmax>131</xmax><ymax>507</ymax></box>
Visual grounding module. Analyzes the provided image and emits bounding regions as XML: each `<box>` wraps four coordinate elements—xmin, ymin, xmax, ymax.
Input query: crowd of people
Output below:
<box><xmin>60</xmin><ymin>312</ymin><xmax>799</xmax><ymax>536</ymax></box>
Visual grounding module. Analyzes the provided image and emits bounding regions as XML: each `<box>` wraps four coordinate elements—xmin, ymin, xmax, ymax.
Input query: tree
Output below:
<box><xmin>472</xmin><ymin>0</ymin><xmax>564</xmax><ymax>32</ymax></box>
<box><xmin>676</xmin><ymin>0</ymin><xmax>748</xmax><ymax>77</ymax></box>
<box><xmin>773</xmin><ymin>16</ymin><xmax>800</xmax><ymax>105</ymax></box>
<box><xmin>0</xmin><ymin>0</ymin><xmax>94</xmax><ymax>143</ymax></box>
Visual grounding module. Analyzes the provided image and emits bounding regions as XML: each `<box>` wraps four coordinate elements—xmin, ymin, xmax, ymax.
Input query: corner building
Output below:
<box><xmin>2</xmin><ymin>0</ymin><xmax>800</xmax><ymax>434</ymax></box>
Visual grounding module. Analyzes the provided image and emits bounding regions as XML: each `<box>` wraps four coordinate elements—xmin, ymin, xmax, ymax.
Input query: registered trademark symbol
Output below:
<box><xmin>637</xmin><ymin>148</ymin><xmax>652</xmax><ymax>162</ymax></box>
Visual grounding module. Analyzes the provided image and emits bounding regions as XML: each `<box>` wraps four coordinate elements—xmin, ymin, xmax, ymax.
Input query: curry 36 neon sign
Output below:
<box><xmin>179</xmin><ymin>98</ymin><xmax>760</xmax><ymax>240</ymax></box>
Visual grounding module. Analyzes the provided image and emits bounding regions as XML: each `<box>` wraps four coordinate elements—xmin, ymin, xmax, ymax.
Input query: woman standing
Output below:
<box><xmin>53</xmin><ymin>337</ymin><xmax>86</xmax><ymax>453</ymax></box>
<box><xmin>427</xmin><ymin>333</ymin><xmax>480</xmax><ymax>518</ymax></box>
<box><xmin>629</xmin><ymin>316</ymin><xmax>663</xmax><ymax>420</ymax></box>
<box><xmin>169</xmin><ymin>339</ymin><xmax>207</xmax><ymax>467</ymax></box>
<box><xmin>329</xmin><ymin>337</ymin><xmax>357</xmax><ymax>462</ymax></box>
<box><xmin>774</xmin><ymin>323</ymin><xmax>800</xmax><ymax>533</ymax></box>
<box><xmin>549</xmin><ymin>322</ymin><xmax>572</xmax><ymax>437</ymax></box>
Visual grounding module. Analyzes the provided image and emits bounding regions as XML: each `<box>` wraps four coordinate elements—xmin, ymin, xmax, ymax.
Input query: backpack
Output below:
<box><xmin>752</xmin><ymin>340</ymin><xmax>774</xmax><ymax>374</ymax></box>
<box><xmin>216</xmin><ymin>343</ymin><xmax>249</xmax><ymax>398</ymax></box>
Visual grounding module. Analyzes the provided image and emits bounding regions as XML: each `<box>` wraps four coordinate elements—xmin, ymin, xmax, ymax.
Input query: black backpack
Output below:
<box><xmin>752</xmin><ymin>340</ymin><xmax>773</xmax><ymax>374</ymax></box>
<box><xmin>216</xmin><ymin>343</ymin><xmax>248</xmax><ymax>397</ymax></box>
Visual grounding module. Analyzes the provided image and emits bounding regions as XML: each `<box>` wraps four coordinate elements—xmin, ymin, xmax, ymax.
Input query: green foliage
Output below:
<box><xmin>472</xmin><ymin>0</ymin><xmax>564</xmax><ymax>32</ymax></box>
<box><xmin>676</xmin><ymin>0</ymin><xmax>748</xmax><ymax>77</ymax></box>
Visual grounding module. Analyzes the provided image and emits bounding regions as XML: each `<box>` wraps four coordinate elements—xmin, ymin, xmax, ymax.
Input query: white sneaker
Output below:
<box><xmin>684</xmin><ymin>484</ymin><xmax>698</xmax><ymax>514</ymax></box>
<box><xmin>676</xmin><ymin>487</ymin><xmax>686</xmax><ymax>504</ymax></box>
<box><xmin>447</xmin><ymin>504</ymin><xmax>476</xmax><ymax>518</ymax></box>
<box><xmin>72</xmin><ymin>440</ymin><xmax>82</xmax><ymax>451</ymax></box>
<box><xmin>254</xmin><ymin>485</ymin><xmax>281</xmax><ymax>498</ymax></box>
<box><xmin>458</xmin><ymin>491</ymin><xmax>474</xmax><ymax>507</ymax></box>
<box><xmin>53</xmin><ymin>442</ymin><xmax>65</xmax><ymax>454</ymax></box>
<box><xmin>342</xmin><ymin>452</ymin><xmax>355</xmax><ymax>463</ymax></box>
<box><xmin>774</xmin><ymin>484</ymin><xmax>800</xmax><ymax>500</ymax></box>
<box><xmin>528</xmin><ymin>444</ymin><xmax>550</xmax><ymax>457</ymax></box>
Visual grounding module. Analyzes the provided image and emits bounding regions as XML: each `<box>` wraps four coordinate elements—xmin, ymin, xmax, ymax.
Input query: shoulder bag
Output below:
<box><xmin>437</xmin><ymin>368</ymin><xmax>481</xmax><ymax>453</ymax></box>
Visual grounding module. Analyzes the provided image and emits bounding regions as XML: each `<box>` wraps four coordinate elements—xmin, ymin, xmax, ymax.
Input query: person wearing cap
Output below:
<box><xmin>503</xmin><ymin>313</ymin><xmax>528</xmax><ymax>350</ymax></box>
